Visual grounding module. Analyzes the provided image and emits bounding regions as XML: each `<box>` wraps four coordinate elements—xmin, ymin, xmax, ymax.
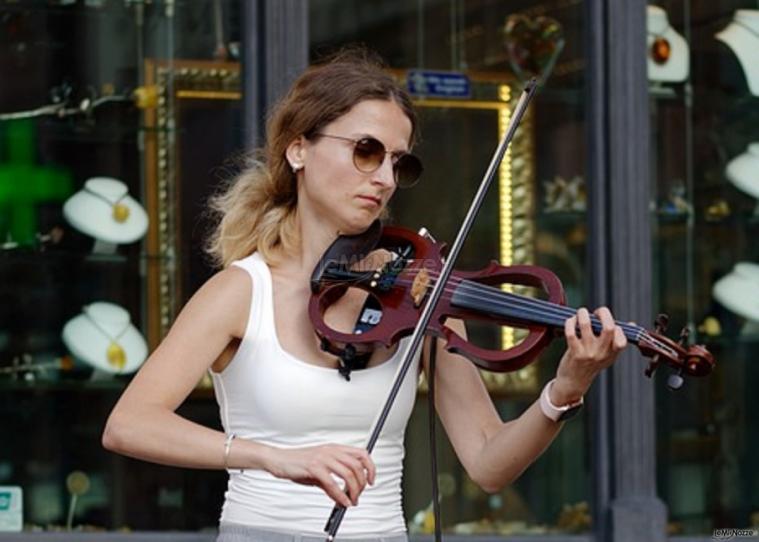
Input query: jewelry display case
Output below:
<box><xmin>0</xmin><ymin>0</ymin><xmax>241</xmax><ymax>533</ymax></box>
<box><xmin>647</xmin><ymin>0</ymin><xmax>759</xmax><ymax>535</ymax></box>
<box><xmin>8</xmin><ymin>0</ymin><xmax>752</xmax><ymax>539</ymax></box>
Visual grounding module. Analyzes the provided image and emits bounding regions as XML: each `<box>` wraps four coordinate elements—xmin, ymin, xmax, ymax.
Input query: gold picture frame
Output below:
<box><xmin>403</xmin><ymin>78</ymin><xmax>538</xmax><ymax>396</ymax></box>
<box><xmin>144</xmin><ymin>61</ymin><xmax>537</xmax><ymax>395</ymax></box>
<box><xmin>143</xmin><ymin>59</ymin><xmax>241</xmax><ymax>349</ymax></box>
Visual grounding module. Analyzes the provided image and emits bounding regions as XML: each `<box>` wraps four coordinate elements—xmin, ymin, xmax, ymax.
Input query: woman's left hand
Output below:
<box><xmin>552</xmin><ymin>306</ymin><xmax>627</xmax><ymax>403</ymax></box>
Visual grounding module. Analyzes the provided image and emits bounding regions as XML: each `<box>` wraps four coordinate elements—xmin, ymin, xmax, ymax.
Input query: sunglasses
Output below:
<box><xmin>312</xmin><ymin>133</ymin><xmax>423</xmax><ymax>188</ymax></box>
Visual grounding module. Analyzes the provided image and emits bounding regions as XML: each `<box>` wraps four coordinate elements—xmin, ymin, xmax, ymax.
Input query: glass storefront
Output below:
<box><xmin>648</xmin><ymin>0</ymin><xmax>759</xmax><ymax>535</ymax></box>
<box><xmin>309</xmin><ymin>0</ymin><xmax>593</xmax><ymax>535</ymax></box>
<box><xmin>1</xmin><ymin>0</ymin><xmax>756</xmax><ymax>539</ymax></box>
<box><xmin>0</xmin><ymin>0</ymin><xmax>242</xmax><ymax>532</ymax></box>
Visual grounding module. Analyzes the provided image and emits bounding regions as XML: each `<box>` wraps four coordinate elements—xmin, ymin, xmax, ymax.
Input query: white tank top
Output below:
<box><xmin>211</xmin><ymin>253</ymin><xmax>421</xmax><ymax>536</ymax></box>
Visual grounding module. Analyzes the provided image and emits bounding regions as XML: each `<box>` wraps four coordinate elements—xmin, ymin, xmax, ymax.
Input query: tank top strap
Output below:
<box><xmin>230</xmin><ymin>252</ymin><xmax>275</xmax><ymax>346</ymax></box>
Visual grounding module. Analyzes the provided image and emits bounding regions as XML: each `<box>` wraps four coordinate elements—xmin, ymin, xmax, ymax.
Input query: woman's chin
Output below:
<box><xmin>339</xmin><ymin>215</ymin><xmax>380</xmax><ymax>236</ymax></box>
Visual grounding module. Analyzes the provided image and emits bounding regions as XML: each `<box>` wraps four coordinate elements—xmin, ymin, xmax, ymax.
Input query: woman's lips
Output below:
<box><xmin>357</xmin><ymin>195</ymin><xmax>381</xmax><ymax>206</ymax></box>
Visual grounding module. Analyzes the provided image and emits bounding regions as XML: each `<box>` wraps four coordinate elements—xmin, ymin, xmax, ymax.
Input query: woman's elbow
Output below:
<box><xmin>101</xmin><ymin>411</ymin><xmax>130</xmax><ymax>453</ymax></box>
<box><xmin>470</xmin><ymin>467</ymin><xmax>521</xmax><ymax>494</ymax></box>
<box><xmin>475</xmin><ymin>475</ymin><xmax>507</xmax><ymax>495</ymax></box>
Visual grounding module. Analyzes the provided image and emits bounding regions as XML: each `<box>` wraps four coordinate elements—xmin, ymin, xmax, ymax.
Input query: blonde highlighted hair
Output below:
<box><xmin>205</xmin><ymin>48</ymin><xmax>418</xmax><ymax>268</ymax></box>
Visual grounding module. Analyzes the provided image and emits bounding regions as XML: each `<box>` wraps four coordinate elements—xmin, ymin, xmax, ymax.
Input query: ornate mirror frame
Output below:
<box><xmin>144</xmin><ymin>62</ymin><xmax>537</xmax><ymax>394</ymax></box>
<box><xmin>143</xmin><ymin>59</ymin><xmax>241</xmax><ymax>351</ymax></box>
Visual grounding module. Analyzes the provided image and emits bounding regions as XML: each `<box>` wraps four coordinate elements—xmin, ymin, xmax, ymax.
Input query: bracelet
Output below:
<box><xmin>224</xmin><ymin>433</ymin><xmax>243</xmax><ymax>472</ymax></box>
<box><xmin>539</xmin><ymin>379</ymin><xmax>584</xmax><ymax>422</ymax></box>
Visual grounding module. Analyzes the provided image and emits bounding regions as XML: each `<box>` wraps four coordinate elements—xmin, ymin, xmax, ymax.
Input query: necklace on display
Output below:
<box><xmin>648</xmin><ymin>25</ymin><xmax>672</xmax><ymax>65</ymax></box>
<box><xmin>82</xmin><ymin>306</ymin><xmax>130</xmax><ymax>370</ymax></box>
<box><xmin>648</xmin><ymin>22</ymin><xmax>672</xmax><ymax>64</ymax></box>
<box><xmin>83</xmin><ymin>185</ymin><xmax>131</xmax><ymax>223</ymax></box>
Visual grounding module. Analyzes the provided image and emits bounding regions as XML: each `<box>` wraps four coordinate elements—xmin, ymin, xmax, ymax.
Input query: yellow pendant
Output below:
<box><xmin>107</xmin><ymin>342</ymin><xmax>127</xmax><ymax>369</ymax></box>
<box><xmin>112</xmin><ymin>203</ymin><xmax>130</xmax><ymax>223</ymax></box>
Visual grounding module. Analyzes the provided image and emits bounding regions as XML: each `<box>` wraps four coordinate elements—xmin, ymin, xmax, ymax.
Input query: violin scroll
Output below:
<box><xmin>639</xmin><ymin>316</ymin><xmax>715</xmax><ymax>390</ymax></box>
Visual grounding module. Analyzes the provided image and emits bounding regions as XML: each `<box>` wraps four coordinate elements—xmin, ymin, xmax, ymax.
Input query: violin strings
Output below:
<box><xmin>404</xmin><ymin>271</ymin><xmax>677</xmax><ymax>354</ymax></box>
<box><xmin>322</xmin><ymin>266</ymin><xmax>644</xmax><ymax>337</ymax></box>
<box><xmin>425</xmin><ymin>275</ymin><xmax>644</xmax><ymax>337</ymax></box>
<box><xmin>420</xmin><ymin>274</ymin><xmax>681</xmax><ymax>355</ymax></box>
<box><xmin>321</xmin><ymin>266</ymin><xmax>673</xmax><ymax>354</ymax></box>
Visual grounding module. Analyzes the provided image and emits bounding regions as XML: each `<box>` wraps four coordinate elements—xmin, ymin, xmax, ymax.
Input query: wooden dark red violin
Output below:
<box><xmin>309</xmin><ymin>220</ymin><xmax>716</xmax><ymax>386</ymax></box>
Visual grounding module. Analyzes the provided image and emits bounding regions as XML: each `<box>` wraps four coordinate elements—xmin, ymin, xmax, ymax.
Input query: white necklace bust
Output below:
<box><xmin>726</xmin><ymin>143</ymin><xmax>759</xmax><ymax>200</ymax></box>
<box><xmin>63</xmin><ymin>177</ymin><xmax>149</xmax><ymax>246</ymax></box>
<box><xmin>713</xmin><ymin>262</ymin><xmax>759</xmax><ymax>322</ymax></box>
<box><xmin>62</xmin><ymin>301</ymin><xmax>148</xmax><ymax>375</ymax></box>
<box><xmin>647</xmin><ymin>5</ymin><xmax>689</xmax><ymax>83</ymax></box>
<box><xmin>716</xmin><ymin>10</ymin><xmax>759</xmax><ymax>96</ymax></box>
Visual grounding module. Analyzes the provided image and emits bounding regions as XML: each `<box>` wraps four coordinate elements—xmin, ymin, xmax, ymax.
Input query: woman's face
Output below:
<box><xmin>293</xmin><ymin>99</ymin><xmax>414</xmax><ymax>234</ymax></box>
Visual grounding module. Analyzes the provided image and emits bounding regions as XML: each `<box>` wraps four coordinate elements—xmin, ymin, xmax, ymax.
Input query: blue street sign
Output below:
<box><xmin>407</xmin><ymin>70</ymin><xmax>471</xmax><ymax>98</ymax></box>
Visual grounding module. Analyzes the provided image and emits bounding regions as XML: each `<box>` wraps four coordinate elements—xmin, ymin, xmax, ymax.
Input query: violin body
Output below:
<box><xmin>309</xmin><ymin>222</ymin><xmax>715</xmax><ymax>380</ymax></box>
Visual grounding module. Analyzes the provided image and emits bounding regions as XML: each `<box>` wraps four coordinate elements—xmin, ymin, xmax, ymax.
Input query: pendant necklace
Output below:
<box><xmin>648</xmin><ymin>21</ymin><xmax>672</xmax><ymax>65</ymax></box>
<box><xmin>83</xmin><ymin>185</ymin><xmax>131</xmax><ymax>223</ymax></box>
<box><xmin>82</xmin><ymin>305</ymin><xmax>130</xmax><ymax>370</ymax></box>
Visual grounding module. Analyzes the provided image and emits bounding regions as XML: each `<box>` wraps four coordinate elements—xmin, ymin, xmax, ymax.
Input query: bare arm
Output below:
<box><xmin>101</xmin><ymin>266</ymin><xmax>265</xmax><ymax>468</ymax></box>
<box><xmin>427</xmin><ymin>307</ymin><xmax>627</xmax><ymax>493</ymax></box>
<box><xmin>101</xmin><ymin>266</ymin><xmax>374</xmax><ymax>507</ymax></box>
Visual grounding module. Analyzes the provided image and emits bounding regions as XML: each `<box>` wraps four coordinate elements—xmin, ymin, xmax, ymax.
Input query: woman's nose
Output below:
<box><xmin>371</xmin><ymin>156</ymin><xmax>396</xmax><ymax>188</ymax></box>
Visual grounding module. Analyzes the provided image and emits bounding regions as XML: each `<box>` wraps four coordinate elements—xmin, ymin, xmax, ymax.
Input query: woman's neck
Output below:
<box><xmin>272</xmin><ymin>210</ymin><xmax>340</xmax><ymax>280</ymax></box>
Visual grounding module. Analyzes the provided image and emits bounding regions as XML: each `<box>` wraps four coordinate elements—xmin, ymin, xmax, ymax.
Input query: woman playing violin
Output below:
<box><xmin>102</xmin><ymin>50</ymin><xmax>629</xmax><ymax>541</ymax></box>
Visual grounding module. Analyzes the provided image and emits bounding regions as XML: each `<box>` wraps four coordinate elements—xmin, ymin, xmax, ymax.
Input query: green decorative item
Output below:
<box><xmin>0</xmin><ymin>120</ymin><xmax>72</xmax><ymax>245</ymax></box>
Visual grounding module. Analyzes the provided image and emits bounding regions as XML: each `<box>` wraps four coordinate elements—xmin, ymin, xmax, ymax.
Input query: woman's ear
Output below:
<box><xmin>285</xmin><ymin>136</ymin><xmax>306</xmax><ymax>173</ymax></box>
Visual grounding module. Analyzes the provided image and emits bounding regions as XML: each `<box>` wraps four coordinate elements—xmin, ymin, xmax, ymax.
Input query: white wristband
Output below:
<box><xmin>539</xmin><ymin>379</ymin><xmax>584</xmax><ymax>422</ymax></box>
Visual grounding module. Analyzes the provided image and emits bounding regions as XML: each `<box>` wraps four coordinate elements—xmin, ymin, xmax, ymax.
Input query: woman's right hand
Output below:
<box><xmin>265</xmin><ymin>444</ymin><xmax>376</xmax><ymax>507</ymax></box>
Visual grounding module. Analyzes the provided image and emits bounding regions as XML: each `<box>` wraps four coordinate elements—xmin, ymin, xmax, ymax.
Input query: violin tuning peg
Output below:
<box><xmin>644</xmin><ymin>358</ymin><xmax>659</xmax><ymax>378</ymax></box>
<box><xmin>666</xmin><ymin>370</ymin><xmax>685</xmax><ymax>391</ymax></box>
<box><xmin>678</xmin><ymin>326</ymin><xmax>690</xmax><ymax>346</ymax></box>
<box><xmin>417</xmin><ymin>226</ymin><xmax>436</xmax><ymax>242</ymax></box>
<box><xmin>654</xmin><ymin>313</ymin><xmax>670</xmax><ymax>333</ymax></box>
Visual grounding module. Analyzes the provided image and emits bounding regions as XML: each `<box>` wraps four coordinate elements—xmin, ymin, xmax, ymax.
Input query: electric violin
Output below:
<box><xmin>309</xmin><ymin>221</ymin><xmax>716</xmax><ymax>385</ymax></box>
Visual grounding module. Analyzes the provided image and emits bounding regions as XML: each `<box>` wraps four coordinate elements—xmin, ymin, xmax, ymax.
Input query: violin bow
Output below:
<box><xmin>323</xmin><ymin>78</ymin><xmax>540</xmax><ymax>541</ymax></box>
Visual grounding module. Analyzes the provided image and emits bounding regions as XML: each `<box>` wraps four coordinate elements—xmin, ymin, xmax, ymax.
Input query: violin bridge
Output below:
<box><xmin>410</xmin><ymin>268</ymin><xmax>430</xmax><ymax>307</ymax></box>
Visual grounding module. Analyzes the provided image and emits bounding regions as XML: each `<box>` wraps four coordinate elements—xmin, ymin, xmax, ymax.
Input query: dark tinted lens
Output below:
<box><xmin>393</xmin><ymin>154</ymin><xmax>424</xmax><ymax>188</ymax></box>
<box><xmin>352</xmin><ymin>138</ymin><xmax>386</xmax><ymax>172</ymax></box>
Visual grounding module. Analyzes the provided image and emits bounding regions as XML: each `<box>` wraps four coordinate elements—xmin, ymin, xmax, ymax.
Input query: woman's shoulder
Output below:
<box><xmin>203</xmin><ymin>263</ymin><xmax>255</xmax><ymax>303</ymax></box>
<box><xmin>206</xmin><ymin>251</ymin><xmax>264</xmax><ymax>293</ymax></box>
<box><xmin>183</xmin><ymin>264</ymin><xmax>254</xmax><ymax>335</ymax></box>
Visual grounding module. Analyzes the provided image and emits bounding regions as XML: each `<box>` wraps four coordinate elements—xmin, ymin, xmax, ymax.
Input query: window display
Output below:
<box><xmin>0</xmin><ymin>0</ymin><xmax>241</xmax><ymax>533</ymax></box>
<box><xmin>2</xmin><ymin>0</ymin><xmax>751</xmax><ymax>538</ymax></box>
<box><xmin>650</xmin><ymin>0</ymin><xmax>759</xmax><ymax>535</ymax></box>
<box><xmin>309</xmin><ymin>0</ymin><xmax>595</xmax><ymax>536</ymax></box>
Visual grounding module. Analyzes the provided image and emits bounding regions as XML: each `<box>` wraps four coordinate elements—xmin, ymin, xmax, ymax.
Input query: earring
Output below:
<box><xmin>291</xmin><ymin>163</ymin><xmax>303</xmax><ymax>173</ymax></box>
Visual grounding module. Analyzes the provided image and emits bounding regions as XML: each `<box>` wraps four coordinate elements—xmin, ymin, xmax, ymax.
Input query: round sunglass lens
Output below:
<box><xmin>395</xmin><ymin>154</ymin><xmax>423</xmax><ymax>188</ymax></box>
<box><xmin>353</xmin><ymin>138</ymin><xmax>386</xmax><ymax>172</ymax></box>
